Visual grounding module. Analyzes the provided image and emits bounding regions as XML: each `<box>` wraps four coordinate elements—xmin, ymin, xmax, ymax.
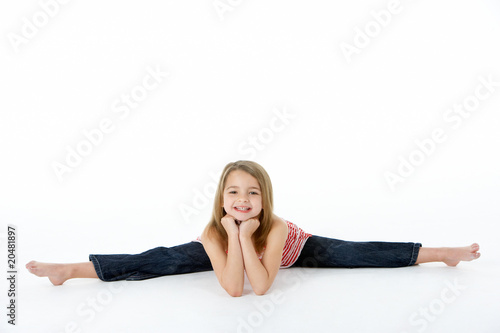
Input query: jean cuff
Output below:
<box><xmin>89</xmin><ymin>255</ymin><xmax>106</xmax><ymax>281</ymax></box>
<box><xmin>408</xmin><ymin>242</ymin><xmax>422</xmax><ymax>266</ymax></box>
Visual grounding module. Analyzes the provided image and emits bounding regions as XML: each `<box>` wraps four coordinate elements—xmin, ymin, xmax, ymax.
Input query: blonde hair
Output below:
<box><xmin>207</xmin><ymin>160</ymin><xmax>274</xmax><ymax>253</ymax></box>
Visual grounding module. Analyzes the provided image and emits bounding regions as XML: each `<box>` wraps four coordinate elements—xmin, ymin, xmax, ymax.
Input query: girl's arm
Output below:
<box><xmin>239</xmin><ymin>218</ymin><xmax>288</xmax><ymax>295</ymax></box>
<box><xmin>201</xmin><ymin>216</ymin><xmax>245</xmax><ymax>297</ymax></box>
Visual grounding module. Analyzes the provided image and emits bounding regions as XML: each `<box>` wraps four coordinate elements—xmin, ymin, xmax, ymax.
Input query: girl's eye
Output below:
<box><xmin>250</xmin><ymin>192</ymin><xmax>260</xmax><ymax>195</ymax></box>
<box><xmin>229</xmin><ymin>191</ymin><xmax>237</xmax><ymax>194</ymax></box>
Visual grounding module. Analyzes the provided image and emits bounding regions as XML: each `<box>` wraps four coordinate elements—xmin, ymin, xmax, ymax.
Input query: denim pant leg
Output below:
<box><xmin>89</xmin><ymin>241</ymin><xmax>213</xmax><ymax>281</ymax></box>
<box><xmin>291</xmin><ymin>235</ymin><xmax>422</xmax><ymax>268</ymax></box>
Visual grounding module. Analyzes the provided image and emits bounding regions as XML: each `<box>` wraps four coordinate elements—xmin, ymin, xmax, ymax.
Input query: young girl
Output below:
<box><xmin>26</xmin><ymin>160</ymin><xmax>481</xmax><ymax>297</ymax></box>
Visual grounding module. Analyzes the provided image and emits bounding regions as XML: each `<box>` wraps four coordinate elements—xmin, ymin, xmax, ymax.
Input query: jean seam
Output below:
<box><xmin>89</xmin><ymin>255</ymin><xmax>105</xmax><ymax>281</ymax></box>
<box><xmin>408</xmin><ymin>243</ymin><xmax>422</xmax><ymax>266</ymax></box>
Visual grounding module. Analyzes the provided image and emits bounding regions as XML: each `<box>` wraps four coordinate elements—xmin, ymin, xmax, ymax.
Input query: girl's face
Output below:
<box><xmin>222</xmin><ymin>170</ymin><xmax>263</xmax><ymax>221</ymax></box>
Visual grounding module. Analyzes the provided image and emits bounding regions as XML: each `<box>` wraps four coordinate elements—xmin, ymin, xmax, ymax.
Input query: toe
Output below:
<box><xmin>470</xmin><ymin>252</ymin><xmax>480</xmax><ymax>260</ymax></box>
<box><xmin>26</xmin><ymin>261</ymin><xmax>37</xmax><ymax>271</ymax></box>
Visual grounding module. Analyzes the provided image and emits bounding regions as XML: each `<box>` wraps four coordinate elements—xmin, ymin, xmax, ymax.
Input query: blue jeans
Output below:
<box><xmin>291</xmin><ymin>236</ymin><xmax>421</xmax><ymax>268</ymax></box>
<box><xmin>89</xmin><ymin>236</ymin><xmax>422</xmax><ymax>282</ymax></box>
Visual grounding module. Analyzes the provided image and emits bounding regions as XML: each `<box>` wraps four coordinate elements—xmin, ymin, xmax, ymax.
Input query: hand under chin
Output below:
<box><xmin>235</xmin><ymin>216</ymin><xmax>259</xmax><ymax>225</ymax></box>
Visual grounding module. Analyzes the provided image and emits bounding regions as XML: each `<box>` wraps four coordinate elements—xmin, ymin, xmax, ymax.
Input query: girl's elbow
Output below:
<box><xmin>220</xmin><ymin>275</ymin><xmax>244</xmax><ymax>297</ymax></box>
<box><xmin>222</xmin><ymin>281</ymin><xmax>243</xmax><ymax>297</ymax></box>
<box><xmin>253</xmin><ymin>286</ymin><xmax>270</xmax><ymax>296</ymax></box>
<box><xmin>226</xmin><ymin>287</ymin><xmax>243</xmax><ymax>297</ymax></box>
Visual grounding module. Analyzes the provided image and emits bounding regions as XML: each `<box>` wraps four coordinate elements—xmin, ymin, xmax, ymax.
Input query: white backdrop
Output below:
<box><xmin>1</xmin><ymin>1</ymin><xmax>499</xmax><ymax>332</ymax></box>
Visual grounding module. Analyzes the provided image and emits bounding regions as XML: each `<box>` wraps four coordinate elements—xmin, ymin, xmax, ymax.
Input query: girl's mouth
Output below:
<box><xmin>234</xmin><ymin>206</ymin><xmax>252</xmax><ymax>213</ymax></box>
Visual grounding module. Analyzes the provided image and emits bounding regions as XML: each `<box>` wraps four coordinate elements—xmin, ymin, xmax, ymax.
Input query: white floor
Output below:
<box><xmin>3</xmin><ymin>243</ymin><xmax>499</xmax><ymax>333</ymax></box>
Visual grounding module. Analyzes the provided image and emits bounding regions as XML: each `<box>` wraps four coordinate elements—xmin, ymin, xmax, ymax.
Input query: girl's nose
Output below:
<box><xmin>236</xmin><ymin>195</ymin><xmax>249</xmax><ymax>202</ymax></box>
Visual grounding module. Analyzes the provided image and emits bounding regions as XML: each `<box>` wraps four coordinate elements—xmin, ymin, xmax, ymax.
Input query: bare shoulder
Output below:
<box><xmin>267</xmin><ymin>215</ymin><xmax>288</xmax><ymax>242</ymax></box>
<box><xmin>200</xmin><ymin>224</ymin><xmax>210</xmax><ymax>243</ymax></box>
<box><xmin>200</xmin><ymin>225</ymin><xmax>226</xmax><ymax>265</ymax></box>
<box><xmin>260</xmin><ymin>215</ymin><xmax>288</xmax><ymax>266</ymax></box>
<box><xmin>200</xmin><ymin>224</ymin><xmax>223</xmax><ymax>249</ymax></box>
<box><xmin>271</xmin><ymin>215</ymin><xmax>288</xmax><ymax>231</ymax></box>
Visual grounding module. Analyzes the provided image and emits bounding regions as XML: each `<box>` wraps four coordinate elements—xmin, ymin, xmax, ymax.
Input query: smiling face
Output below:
<box><xmin>222</xmin><ymin>169</ymin><xmax>263</xmax><ymax>221</ymax></box>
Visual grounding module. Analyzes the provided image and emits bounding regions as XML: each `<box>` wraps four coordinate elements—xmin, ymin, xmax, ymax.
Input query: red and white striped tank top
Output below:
<box><xmin>194</xmin><ymin>219</ymin><xmax>311</xmax><ymax>268</ymax></box>
<box><xmin>280</xmin><ymin>220</ymin><xmax>312</xmax><ymax>268</ymax></box>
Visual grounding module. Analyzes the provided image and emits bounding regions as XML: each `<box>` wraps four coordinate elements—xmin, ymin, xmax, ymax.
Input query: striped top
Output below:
<box><xmin>280</xmin><ymin>220</ymin><xmax>312</xmax><ymax>268</ymax></box>
<box><xmin>194</xmin><ymin>219</ymin><xmax>312</xmax><ymax>268</ymax></box>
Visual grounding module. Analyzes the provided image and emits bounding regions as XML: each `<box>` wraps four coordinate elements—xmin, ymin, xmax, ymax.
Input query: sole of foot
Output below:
<box><xmin>25</xmin><ymin>261</ymin><xmax>69</xmax><ymax>286</ymax></box>
<box><xmin>443</xmin><ymin>243</ymin><xmax>480</xmax><ymax>267</ymax></box>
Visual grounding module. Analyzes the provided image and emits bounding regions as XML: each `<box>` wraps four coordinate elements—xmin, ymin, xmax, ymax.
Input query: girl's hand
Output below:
<box><xmin>221</xmin><ymin>214</ymin><xmax>240</xmax><ymax>236</ymax></box>
<box><xmin>239</xmin><ymin>218</ymin><xmax>260</xmax><ymax>239</ymax></box>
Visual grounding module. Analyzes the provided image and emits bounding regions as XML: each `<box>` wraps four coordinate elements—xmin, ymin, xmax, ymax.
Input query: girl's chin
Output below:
<box><xmin>234</xmin><ymin>215</ymin><xmax>259</xmax><ymax>223</ymax></box>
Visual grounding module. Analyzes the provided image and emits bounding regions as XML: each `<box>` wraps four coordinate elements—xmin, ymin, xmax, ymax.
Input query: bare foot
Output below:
<box><xmin>25</xmin><ymin>261</ymin><xmax>71</xmax><ymax>286</ymax></box>
<box><xmin>442</xmin><ymin>243</ymin><xmax>481</xmax><ymax>267</ymax></box>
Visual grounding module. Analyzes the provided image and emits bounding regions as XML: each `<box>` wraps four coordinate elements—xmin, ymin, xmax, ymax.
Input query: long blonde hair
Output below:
<box><xmin>207</xmin><ymin>160</ymin><xmax>274</xmax><ymax>253</ymax></box>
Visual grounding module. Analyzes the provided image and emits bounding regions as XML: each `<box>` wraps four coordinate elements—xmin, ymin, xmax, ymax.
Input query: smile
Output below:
<box><xmin>234</xmin><ymin>206</ymin><xmax>252</xmax><ymax>212</ymax></box>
